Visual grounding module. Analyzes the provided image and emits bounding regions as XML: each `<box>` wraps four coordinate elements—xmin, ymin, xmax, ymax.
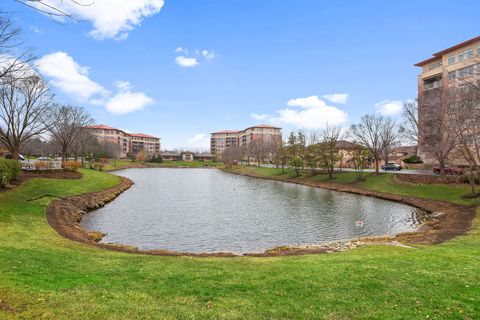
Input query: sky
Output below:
<box><xmin>3</xmin><ymin>0</ymin><xmax>480</xmax><ymax>149</ymax></box>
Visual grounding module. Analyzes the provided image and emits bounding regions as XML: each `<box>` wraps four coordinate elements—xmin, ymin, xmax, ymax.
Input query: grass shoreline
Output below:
<box><xmin>1</xmin><ymin>167</ymin><xmax>479</xmax><ymax>319</ymax></box>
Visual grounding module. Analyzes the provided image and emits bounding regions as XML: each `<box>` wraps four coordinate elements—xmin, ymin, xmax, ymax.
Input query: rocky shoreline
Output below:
<box><xmin>45</xmin><ymin>168</ymin><xmax>477</xmax><ymax>257</ymax></box>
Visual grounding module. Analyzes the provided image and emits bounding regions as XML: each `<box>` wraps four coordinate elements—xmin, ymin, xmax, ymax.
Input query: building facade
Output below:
<box><xmin>415</xmin><ymin>36</ymin><xmax>480</xmax><ymax>164</ymax></box>
<box><xmin>85</xmin><ymin>124</ymin><xmax>161</xmax><ymax>158</ymax></box>
<box><xmin>210</xmin><ymin>124</ymin><xmax>282</xmax><ymax>155</ymax></box>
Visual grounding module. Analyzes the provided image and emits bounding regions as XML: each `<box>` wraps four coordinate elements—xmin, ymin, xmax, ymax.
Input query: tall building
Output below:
<box><xmin>85</xmin><ymin>124</ymin><xmax>161</xmax><ymax>158</ymax></box>
<box><xmin>415</xmin><ymin>36</ymin><xmax>480</xmax><ymax>163</ymax></box>
<box><xmin>210</xmin><ymin>124</ymin><xmax>282</xmax><ymax>155</ymax></box>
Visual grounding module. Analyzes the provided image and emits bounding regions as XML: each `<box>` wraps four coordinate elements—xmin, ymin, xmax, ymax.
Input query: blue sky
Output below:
<box><xmin>4</xmin><ymin>0</ymin><xmax>480</xmax><ymax>149</ymax></box>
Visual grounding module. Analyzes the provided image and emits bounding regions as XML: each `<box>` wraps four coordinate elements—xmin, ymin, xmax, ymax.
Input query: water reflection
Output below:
<box><xmin>81</xmin><ymin>168</ymin><xmax>427</xmax><ymax>254</ymax></box>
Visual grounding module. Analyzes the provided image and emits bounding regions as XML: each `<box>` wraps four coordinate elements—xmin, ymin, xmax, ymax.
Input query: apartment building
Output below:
<box><xmin>85</xmin><ymin>124</ymin><xmax>161</xmax><ymax>158</ymax></box>
<box><xmin>210</xmin><ymin>124</ymin><xmax>282</xmax><ymax>155</ymax></box>
<box><xmin>415</xmin><ymin>36</ymin><xmax>480</xmax><ymax>164</ymax></box>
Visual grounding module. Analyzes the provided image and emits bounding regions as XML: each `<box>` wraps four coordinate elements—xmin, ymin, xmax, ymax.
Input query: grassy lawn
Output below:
<box><xmin>0</xmin><ymin>168</ymin><xmax>479</xmax><ymax>319</ymax></box>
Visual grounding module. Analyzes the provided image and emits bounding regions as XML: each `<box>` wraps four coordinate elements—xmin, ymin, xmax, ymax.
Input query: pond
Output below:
<box><xmin>81</xmin><ymin>168</ymin><xmax>426</xmax><ymax>254</ymax></box>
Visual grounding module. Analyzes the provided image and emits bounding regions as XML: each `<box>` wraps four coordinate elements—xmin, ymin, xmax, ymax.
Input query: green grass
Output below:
<box><xmin>0</xmin><ymin>168</ymin><xmax>479</xmax><ymax>319</ymax></box>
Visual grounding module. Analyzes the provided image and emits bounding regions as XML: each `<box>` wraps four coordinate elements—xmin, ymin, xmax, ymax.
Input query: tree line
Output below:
<box><xmin>0</xmin><ymin>14</ymin><xmax>119</xmax><ymax>165</ymax></box>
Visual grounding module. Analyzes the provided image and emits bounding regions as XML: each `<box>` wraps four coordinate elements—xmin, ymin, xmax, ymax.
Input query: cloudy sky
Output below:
<box><xmin>4</xmin><ymin>0</ymin><xmax>479</xmax><ymax>149</ymax></box>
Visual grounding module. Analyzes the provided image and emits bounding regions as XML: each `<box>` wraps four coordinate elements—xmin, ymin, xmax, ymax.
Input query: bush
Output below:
<box><xmin>148</xmin><ymin>155</ymin><xmax>163</xmax><ymax>163</ymax></box>
<box><xmin>0</xmin><ymin>158</ymin><xmax>21</xmax><ymax>187</ymax></box>
<box><xmin>403</xmin><ymin>155</ymin><xmax>423</xmax><ymax>164</ymax></box>
<box><xmin>63</xmin><ymin>161</ymin><xmax>81</xmax><ymax>171</ymax></box>
<box><xmin>34</xmin><ymin>160</ymin><xmax>49</xmax><ymax>171</ymax></box>
<box><xmin>92</xmin><ymin>162</ymin><xmax>106</xmax><ymax>171</ymax></box>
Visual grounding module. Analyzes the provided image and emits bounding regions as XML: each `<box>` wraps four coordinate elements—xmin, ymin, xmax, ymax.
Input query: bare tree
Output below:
<box><xmin>48</xmin><ymin>105</ymin><xmax>93</xmax><ymax>164</ymax></box>
<box><xmin>221</xmin><ymin>146</ymin><xmax>242</xmax><ymax>168</ymax></box>
<box><xmin>398</xmin><ymin>100</ymin><xmax>419</xmax><ymax>144</ymax></box>
<box><xmin>13</xmin><ymin>0</ymin><xmax>93</xmax><ymax>20</ymax></box>
<box><xmin>0</xmin><ymin>73</ymin><xmax>53</xmax><ymax>159</ymax></box>
<box><xmin>0</xmin><ymin>14</ymin><xmax>34</xmax><ymax>81</ymax></box>
<box><xmin>273</xmin><ymin>141</ymin><xmax>289</xmax><ymax>174</ymax></box>
<box><xmin>320</xmin><ymin>126</ymin><xmax>342</xmax><ymax>179</ymax></box>
<box><xmin>248</xmin><ymin>138</ymin><xmax>275</xmax><ymax>166</ymax></box>
<box><xmin>349</xmin><ymin>114</ymin><xmax>390</xmax><ymax>174</ymax></box>
<box><xmin>380</xmin><ymin>117</ymin><xmax>398</xmax><ymax>166</ymax></box>
<box><xmin>451</xmin><ymin>86</ymin><xmax>480</xmax><ymax>195</ymax></box>
<box><xmin>423</xmin><ymin>89</ymin><xmax>458</xmax><ymax>179</ymax></box>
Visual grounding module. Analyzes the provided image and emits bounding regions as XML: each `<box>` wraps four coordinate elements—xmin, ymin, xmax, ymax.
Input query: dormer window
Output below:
<box><xmin>429</xmin><ymin>61</ymin><xmax>442</xmax><ymax>70</ymax></box>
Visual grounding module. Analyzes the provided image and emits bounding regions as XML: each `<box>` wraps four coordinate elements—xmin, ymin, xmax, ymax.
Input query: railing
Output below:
<box><xmin>21</xmin><ymin>160</ymin><xmax>63</xmax><ymax>171</ymax></box>
<box><xmin>423</xmin><ymin>81</ymin><xmax>442</xmax><ymax>91</ymax></box>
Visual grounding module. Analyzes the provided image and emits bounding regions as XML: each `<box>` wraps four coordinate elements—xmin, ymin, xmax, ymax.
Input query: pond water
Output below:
<box><xmin>81</xmin><ymin>168</ymin><xmax>426</xmax><ymax>254</ymax></box>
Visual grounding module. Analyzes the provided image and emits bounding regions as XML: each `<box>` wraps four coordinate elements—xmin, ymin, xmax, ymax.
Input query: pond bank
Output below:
<box><xmin>222</xmin><ymin>167</ymin><xmax>477</xmax><ymax>246</ymax></box>
<box><xmin>45</xmin><ymin>167</ymin><xmax>476</xmax><ymax>257</ymax></box>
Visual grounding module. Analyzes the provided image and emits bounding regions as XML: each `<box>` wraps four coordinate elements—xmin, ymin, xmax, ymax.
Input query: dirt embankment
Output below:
<box><xmin>225</xmin><ymin>169</ymin><xmax>477</xmax><ymax>246</ymax></box>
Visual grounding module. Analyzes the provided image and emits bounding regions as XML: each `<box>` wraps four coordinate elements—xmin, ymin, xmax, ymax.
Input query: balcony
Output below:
<box><xmin>423</xmin><ymin>77</ymin><xmax>442</xmax><ymax>91</ymax></box>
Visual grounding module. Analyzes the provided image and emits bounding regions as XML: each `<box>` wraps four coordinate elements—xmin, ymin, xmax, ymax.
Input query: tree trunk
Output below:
<box><xmin>374</xmin><ymin>156</ymin><xmax>379</xmax><ymax>174</ymax></box>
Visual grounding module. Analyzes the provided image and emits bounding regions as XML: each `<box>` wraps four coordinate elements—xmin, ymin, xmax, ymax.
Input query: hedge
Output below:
<box><xmin>0</xmin><ymin>158</ymin><xmax>21</xmax><ymax>187</ymax></box>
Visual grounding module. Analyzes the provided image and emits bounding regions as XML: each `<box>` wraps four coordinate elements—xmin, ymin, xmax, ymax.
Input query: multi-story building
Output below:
<box><xmin>415</xmin><ymin>36</ymin><xmax>480</xmax><ymax>164</ymax></box>
<box><xmin>210</xmin><ymin>124</ymin><xmax>282</xmax><ymax>155</ymax></box>
<box><xmin>85</xmin><ymin>124</ymin><xmax>161</xmax><ymax>158</ymax></box>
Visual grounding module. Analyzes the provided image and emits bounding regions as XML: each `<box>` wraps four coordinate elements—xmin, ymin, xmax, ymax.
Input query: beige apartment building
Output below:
<box><xmin>210</xmin><ymin>124</ymin><xmax>282</xmax><ymax>155</ymax></box>
<box><xmin>415</xmin><ymin>36</ymin><xmax>480</xmax><ymax>164</ymax></box>
<box><xmin>85</xmin><ymin>124</ymin><xmax>161</xmax><ymax>158</ymax></box>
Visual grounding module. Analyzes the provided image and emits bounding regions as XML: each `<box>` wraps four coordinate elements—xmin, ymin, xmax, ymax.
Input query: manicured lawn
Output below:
<box><xmin>0</xmin><ymin>168</ymin><xmax>479</xmax><ymax>319</ymax></box>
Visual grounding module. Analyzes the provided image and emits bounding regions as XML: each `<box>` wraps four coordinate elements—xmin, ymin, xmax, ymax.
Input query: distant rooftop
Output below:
<box><xmin>211</xmin><ymin>124</ymin><xmax>281</xmax><ymax>134</ymax></box>
<box><xmin>85</xmin><ymin>124</ymin><xmax>159</xmax><ymax>139</ymax></box>
<box><xmin>415</xmin><ymin>35</ymin><xmax>480</xmax><ymax>67</ymax></box>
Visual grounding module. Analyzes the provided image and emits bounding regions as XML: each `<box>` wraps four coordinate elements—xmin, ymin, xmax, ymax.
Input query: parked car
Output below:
<box><xmin>381</xmin><ymin>163</ymin><xmax>402</xmax><ymax>171</ymax></box>
<box><xmin>5</xmin><ymin>154</ymin><xmax>26</xmax><ymax>161</ymax></box>
<box><xmin>432</xmin><ymin>165</ymin><xmax>464</xmax><ymax>175</ymax></box>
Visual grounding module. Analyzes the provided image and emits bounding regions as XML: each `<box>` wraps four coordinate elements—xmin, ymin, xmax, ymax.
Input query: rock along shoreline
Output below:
<box><xmin>46</xmin><ymin>168</ymin><xmax>477</xmax><ymax>258</ymax></box>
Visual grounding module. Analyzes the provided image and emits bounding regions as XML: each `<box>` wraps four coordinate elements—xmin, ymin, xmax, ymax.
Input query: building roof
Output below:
<box><xmin>129</xmin><ymin>133</ymin><xmax>159</xmax><ymax>139</ymax></box>
<box><xmin>245</xmin><ymin>124</ymin><xmax>282</xmax><ymax>130</ymax></box>
<box><xmin>414</xmin><ymin>36</ymin><xmax>480</xmax><ymax>67</ymax></box>
<box><xmin>211</xmin><ymin>130</ymin><xmax>240</xmax><ymax>134</ymax></box>
<box><xmin>85</xmin><ymin>124</ymin><xmax>159</xmax><ymax>139</ymax></box>
<box><xmin>391</xmin><ymin>145</ymin><xmax>417</xmax><ymax>154</ymax></box>
<box><xmin>335</xmin><ymin>140</ymin><xmax>355</xmax><ymax>149</ymax></box>
<box><xmin>85</xmin><ymin>124</ymin><xmax>119</xmax><ymax>130</ymax></box>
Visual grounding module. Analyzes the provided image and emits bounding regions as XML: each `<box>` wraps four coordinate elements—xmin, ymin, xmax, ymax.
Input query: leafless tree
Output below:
<box><xmin>380</xmin><ymin>117</ymin><xmax>398</xmax><ymax>166</ymax></box>
<box><xmin>398</xmin><ymin>100</ymin><xmax>419</xmax><ymax>144</ymax></box>
<box><xmin>248</xmin><ymin>138</ymin><xmax>275</xmax><ymax>166</ymax></box>
<box><xmin>13</xmin><ymin>0</ymin><xmax>94</xmax><ymax>20</ymax></box>
<box><xmin>48</xmin><ymin>105</ymin><xmax>93</xmax><ymax>164</ymax></box>
<box><xmin>451</xmin><ymin>85</ymin><xmax>480</xmax><ymax>195</ymax></box>
<box><xmin>0</xmin><ymin>14</ymin><xmax>34</xmax><ymax>81</ymax></box>
<box><xmin>320</xmin><ymin>126</ymin><xmax>342</xmax><ymax>179</ymax></box>
<box><xmin>423</xmin><ymin>89</ymin><xmax>458</xmax><ymax>179</ymax></box>
<box><xmin>0</xmin><ymin>73</ymin><xmax>53</xmax><ymax>159</ymax></box>
<box><xmin>75</xmin><ymin>130</ymin><xmax>101</xmax><ymax>166</ymax></box>
<box><xmin>221</xmin><ymin>145</ymin><xmax>242</xmax><ymax>168</ymax></box>
<box><xmin>349</xmin><ymin>114</ymin><xmax>390</xmax><ymax>174</ymax></box>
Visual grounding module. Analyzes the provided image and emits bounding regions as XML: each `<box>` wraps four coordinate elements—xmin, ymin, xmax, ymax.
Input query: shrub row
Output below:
<box><xmin>0</xmin><ymin>158</ymin><xmax>21</xmax><ymax>187</ymax></box>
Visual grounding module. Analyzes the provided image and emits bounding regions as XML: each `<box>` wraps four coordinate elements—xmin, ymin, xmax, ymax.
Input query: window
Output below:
<box><xmin>458</xmin><ymin>49</ymin><xmax>474</xmax><ymax>61</ymax></box>
<box><xmin>448</xmin><ymin>55</ymin><xmax>456</xmax><ymax>65</ymax></box>
<box><xmin>448</xmin><ymin>71</ymin><xmax>456</xmax><ymax>81</ymax></box>
<box><xmin>429</xmin><ymin>61</ymin><xmax>442</xmax><ymax>70</ymax></box>
<box><xmin>457</xmin><ymin>64</ymin><xmax>475</xmax><ymax>78</ymax></box>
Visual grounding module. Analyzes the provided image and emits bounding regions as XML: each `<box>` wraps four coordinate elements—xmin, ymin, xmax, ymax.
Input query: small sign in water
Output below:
<box><xmin>356</xmin><ymin>220</ymin><xmax>364</xmax><ymax>227</ymax></box>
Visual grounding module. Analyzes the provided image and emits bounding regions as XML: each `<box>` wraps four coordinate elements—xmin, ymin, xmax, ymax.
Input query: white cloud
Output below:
<box><xmin>250</xmin><ymin>113</ymin><xmax>270</xmax><ymax>121</ymax></box>
<box><xmin>188</xmin><ymin>133</ymin><xmax>210</xmax><ymax>148</ymax></box>
<box><xmin>271</xmin><ymin>95</ymin><xmax>348</xmax><ymax>129</ymax></box>
<box><xmin>32</xmin><ymin>0</ymin><xmax>164</xmax><ymax>40</ymax></box>
<box><xmin>174</xmin><ymin>47</ymin><xmax>215</xmax><ymax>67</ymax></box>
<box><xmin>36</xmin><ymin>51</ymin><xmax>108</xmax><ymax>101</ymax></box>
<box><xmin>37</xmin><ymin>51</ymin><xmax>153</xmax><ymax>114</ymax></box>
<box><xmin>202</xmin><ymin>50</ymin><xmax>216</xmax><ymax>60</ymax></box>
<box><xmin>375</xmin><ymin>100</ymin><xmax>403</xmax><ymax>116</ymax></box>
<box><xmin>106</xmin><ymin>91</ymin><xmax>153</xmax><ymax>114</ymax></box>
<box><xmin>30</xmin><ymin>26</ymin><xmax>43</xmax><ymax>34</ymax></box>
<box><xmin>175</xmin><ymin>56</ymin><xmax>198</xmax><ymax>68</ymax></box>
<box><xmin>287</xmin><ymin>95</ymin><xmax>328</xmax><ymax>109</ymax></box>
<box><xmin>322</xmin><ymin>93</ymin><xmax>349</xmax><ymax>104</ymax></box>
